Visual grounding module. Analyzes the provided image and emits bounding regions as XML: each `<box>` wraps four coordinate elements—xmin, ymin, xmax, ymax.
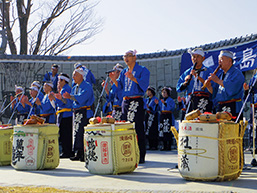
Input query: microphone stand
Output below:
<box><xmin>236</xmin><ymin>76</ymin><xmax>257</xmax><ymax>123</ymax></box>
<box><xmin>8</xmin><ymin>91</ymin><xmax>25</xmax><ymax>124</ymax></box>
<box><xmin>0</xmin><ymin>96</ymin><xmax>7</xmax><ymax>112</ymax></box>
<box><xmin>0</xmin><ymin>93</ymin><xmax>22</xmax><ymax>116</ymax></box>
<box><xmin>93</xmin><ymin>74</ymin><xmax>109</xmax><ymax>118</ymax></box>
<box><xmin>251</xmin><ymin>91</ymin><xmax>257</xmax><ymax>166</ymax></box>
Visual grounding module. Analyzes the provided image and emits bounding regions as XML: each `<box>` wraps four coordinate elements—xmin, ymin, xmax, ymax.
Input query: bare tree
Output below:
<box><xmin>1</xmin><ymin>0</ymin><xmax>103</xmax><ymax>55</ymax></box>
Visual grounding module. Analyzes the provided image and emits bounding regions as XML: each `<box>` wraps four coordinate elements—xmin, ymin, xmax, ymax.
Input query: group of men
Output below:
<box><xmin>177</xmin><ymin>48</ymin><xmax>245</xmax><ymax>121</ymax></box>
<box><xmin>11</xmin><ymin>63</ymin><xmax>96</xmax><ymax>161</ymax></box>
<box><xmin>9</xmin><ymin>47</ymin><xmax>257</xmax><ymax>165</ymax></box>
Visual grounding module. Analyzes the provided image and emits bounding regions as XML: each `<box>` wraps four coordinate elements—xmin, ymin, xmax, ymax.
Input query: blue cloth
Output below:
<box><xmin>117</xmin><ymin>62</ymin><xmax>150</xmax><ymax>97</ymax></box>
<box><xmin>107</xmin><ymin>84</ymin><xmax>123</xmax><ymax>107</ymax></box>
<box><xmin>212</xmin><ymin>65</ymin><xmax>244</xmax><ymax>113</ymax></box>
<box><xmin>12</xmin><ymin>98</ymin><xmax>30</xmax><ymax>114</ymax></box>
<box><xmin>72</xmin><ymin>66</ymin><xmax>96</xmax><ymax>87</ymax></box>
<box><xmin>146</xmin><ymin>96</ymin><xmax>159</xmax><ymax>114</ymax></box>
<box><xmin>71</xmin><ymin>80</ymin><xmax>94</xmax><ymax>118</ymax></box>
<box><xmin>29</xmin><ymin>93</ymin><xmax>44</xmax><ymax>115</ymax></box>
<box><xmin>176</xmin><ymin>65</ymin><xmax>212</xmax><ymax>97</ymax></box>
<box><xmin>43</xmin><ymin>72</ymin><xmax>58</xmax><ymax>92</ymax></box>
<box><xmin>103</xmin><ymin>101</ymin><xmax>112</xmax><ymax>116</ymax></box>
<box><xmin>55</xmin><ymin>83</ymin><xmax>73</xmax><ymax>118</ymax></box>
<box><xmin>247</xmin><ymin>72</ymin><xmax>257</xmax><ymax>104</ymax></box>
<box><xmin>39</xmin><ymin>94</ymin><xmax>56</xmax><ymax>123</ymax></box>
<box><xmin>159</xmin><ymin>97</ymin><xmax>175</xmax><ymax>126</ymax></box>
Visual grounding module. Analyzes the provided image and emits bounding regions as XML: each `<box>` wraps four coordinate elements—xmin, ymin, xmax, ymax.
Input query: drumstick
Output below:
<box><xmin>201</xmin><ymin>65</ymin><xmax>221</xmax><ymax>90</ymax></box>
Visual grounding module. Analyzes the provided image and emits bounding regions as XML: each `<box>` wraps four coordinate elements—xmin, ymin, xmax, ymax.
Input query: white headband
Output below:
<box><xmin>125</xmin><ymin>49</ymin><xmax>137</xmax><ymax>56</ymax></box>
<box><xmin>74</xmin><ymin>68</ymin><xmax>85</xmax><ymax>76</ymax></box>
<box><xmin>29</xmin><ymin>86</ymin><xmax>38</xmax><ymax>92</ymax></box>
<box><xmin>58</xmin><ymin>75</ymin><xmax>70</xmax><ymax>82</ymax></box>
<box><xmin>15</xmin><ymin>85</ymin><xmax>24</xmax><ymax>92</ymax></box>
<box><xmin>44</xmin><ymin>82</ymin><xmax>53</xmax><ymax>88</ymax></box>
<box><xmin>32</xmin><ymin>81</ymin><xmax>40</xmax><ymax>88</ymax></box>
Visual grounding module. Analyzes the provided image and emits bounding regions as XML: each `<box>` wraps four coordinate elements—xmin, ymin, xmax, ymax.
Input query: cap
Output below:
<box><xmin>188</xmin><ymin>48</ymin><xmax>205</xmax><ymax>57</ymax></box>
<box><xmin>52</xmin><ymin>64</ymin><xmax>59</xmax><ymax>69</ymax></box>
<box><xmin>218</xmin><ymin>50</ymin><xmax>234</xmax><ymax>59</ymax></box>
<box><xmin>74</xmin><ymin>62</ymin><xmax>82</xmax><ymax>69</ymax></box>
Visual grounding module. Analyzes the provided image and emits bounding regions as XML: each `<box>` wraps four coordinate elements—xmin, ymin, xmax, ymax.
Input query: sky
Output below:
<box><xmin>65</xmin><ymin>0</ymin><xmax>257</xmax><ymax>56</ymax></box>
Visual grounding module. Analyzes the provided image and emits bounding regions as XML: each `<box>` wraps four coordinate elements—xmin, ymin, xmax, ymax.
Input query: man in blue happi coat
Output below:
<box><xmin>51</xmin><ymin>73</ymin><xmax>73</xmax><ymax>158</ymax></box>
<box><xmin>35</xmin><ymin>81</ymin><xmax>56</xmax><ymax>123</ymax></box>
<box><xmin>63</xmin><ymin>68</ymin><xmax>95</xmax><ymax>161</ymax></box>
<box><xmin>102</xmin><ymin>63</ymin><xmax>124</xmax><ymax>121</ymax></box>
<box><xmin>10</xmin><ymin>86</ymin><xmax>30</xmax><ymax>125</ymax></box>
<box><xmin>109</xmin><ymin>50</ymin><xmax>150</xmax><ymax>164</ymax></box>
<box><xmin>72</xmin><ymin>62</ymin><xmax>96</xmax><ymax>86</ymax></box>
<box><xmin>177</xmin><ymin>48</ymin><xmax>213</xmax><ymax>114</ymax></box>
<box><xmin>204</xmin><ymin>50</ymin><xmax>244</xmax><ymax>121</ymax></box>
<box><xmin>43</xmin><ymin>64</ymin><xmax>59</xmax><ymax>92</ymax></box>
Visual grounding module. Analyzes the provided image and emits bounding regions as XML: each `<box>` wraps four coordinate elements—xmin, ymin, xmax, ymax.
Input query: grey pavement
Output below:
<box><xmin>0</xmin><ymin>150</ymin><xmax>257</xmax><ymax>193</ymax></box>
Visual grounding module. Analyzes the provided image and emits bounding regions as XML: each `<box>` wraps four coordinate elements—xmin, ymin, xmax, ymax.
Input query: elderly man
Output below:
<box><xmin>177</xmin><ymin>48</ymin><xmax>213</xmax><ymax>114</ymax></box>
<box><xmin>205</xmin><ymin>50</ymin><xmax>244</xmax><ymax>121</ymax></box>
<box><xmin>63</xmin><ymin>68</ymin><xmax>94</xmax><ymax>161</ymax></box>
<box><xmin>109</xmin><ymin>50</ymin><xmax>150</xmax><ymax>164</ymax></box>
<box><xmin>102</xmin><ymin>63</ymin><xmax>124</xmax><ymax>121</ymax></box>
<box><xmin>72</xmin><ymin>62</ymin><xmax>96</xmax><ymax>86</ymax></box>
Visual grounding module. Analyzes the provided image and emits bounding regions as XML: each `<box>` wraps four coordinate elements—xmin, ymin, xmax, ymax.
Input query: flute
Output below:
<box><xmin>201</xmin><ymin>65</ymin><xmax>221</xmax><ymax>90</ymax></box>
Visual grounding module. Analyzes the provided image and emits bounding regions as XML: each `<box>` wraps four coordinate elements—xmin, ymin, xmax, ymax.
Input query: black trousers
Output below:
<box><xmin>59</xmin><ymin>116</ymin><xmax>73</xmax><ymax>156</ymax></box>
<box><xmin>122</xmin><ymin>97</ymin><xmax>146</xmax><ymax>161</ymax></box>
<box><xmin>73</xmin><ymin>108</ymin><xmax>88</xmax><ymax>151</ymax></box>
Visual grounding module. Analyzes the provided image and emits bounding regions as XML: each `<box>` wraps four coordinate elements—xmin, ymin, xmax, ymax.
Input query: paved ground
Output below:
<box><xmin>0</xmin><ymin>150</ymin><xmax>257</xmax><ymax>193</ymax></box>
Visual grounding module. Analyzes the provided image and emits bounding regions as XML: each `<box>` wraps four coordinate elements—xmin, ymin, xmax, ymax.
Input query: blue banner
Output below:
<box><xmin>180</xmin><ymin>40</ymin><xmax>257</xmax><ymax>75</ymax></box>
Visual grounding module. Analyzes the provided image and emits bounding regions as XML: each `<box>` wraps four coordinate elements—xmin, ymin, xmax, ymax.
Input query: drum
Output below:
<box><xmin>11</xmin><ymin>124</ymin><xmax>59</xmax><ymax>170</ymax></box>
<box><xmin>84</xmin><ymin>122</ymin><xmax>139</xmax><ymax>174</ymax></box>
<box><xmin>171</xmin><ymin>120</ymin><xmax>247</xmax><ymax>181</ymax></box>
<box><xmin>0</xmin><ymin>125</ymin><xmax>13</xmax><ymax>166</ymax></box>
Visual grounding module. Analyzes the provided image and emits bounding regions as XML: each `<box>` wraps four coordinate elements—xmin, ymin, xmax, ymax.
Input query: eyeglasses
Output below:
<box><xmin>123</xmin><ymin>54</ymin><xmax>134</xmax><ymax>59</ymax></box>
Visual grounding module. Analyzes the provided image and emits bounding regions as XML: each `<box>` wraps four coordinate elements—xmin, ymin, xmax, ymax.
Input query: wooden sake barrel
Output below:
<box><xmin>11</xmin><ymin>124</ymin><xmax>59</xmax><ymax>170</ymax></box>
<box><xmin>84</xmin><ymin>122</ymin><xmax>139</xmax><ymax>174</ymax></box>
<box><xmin>171</xmin><ymin>120</ymin><xmax>247</xmax><ymax>181</ymax></box>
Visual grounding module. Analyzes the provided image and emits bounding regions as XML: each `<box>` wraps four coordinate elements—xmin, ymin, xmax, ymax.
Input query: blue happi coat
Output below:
<box><xmin>117</xmin><ymin>62</ymin><xmax>150</xmax><ymax>97</ymax></box>
<box><xmin>107</xmin><ymin>84</ymin><xmax>123</xmax><ymax>107</ymax></box>
<box><xmin>212</xmin><ymin>65</ymin><xmax>244</xmax><ymax>113</ymax></box>
<box><xmin>39</xmin><ymin>94</ymin><xmax>56</xmax><ymax>123</ymax></box>
<box><xmin>55</xmin><ymin>83</ymin><xmax>73</xmax><ymax>118</ymax></box>
<box><xmin>71</xmin><ymin>80</ymin><xmax>94</xmax><ymax>118</ymax></box>
<box><xmin>176</xmin><ymin>65</ymin><xmax>212</xmax><ymax>98</ymax></box>
<box><xmin>159</xmin><ymin>97</ymin><xmax>175</xmax><ymax>126</ymax></box>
